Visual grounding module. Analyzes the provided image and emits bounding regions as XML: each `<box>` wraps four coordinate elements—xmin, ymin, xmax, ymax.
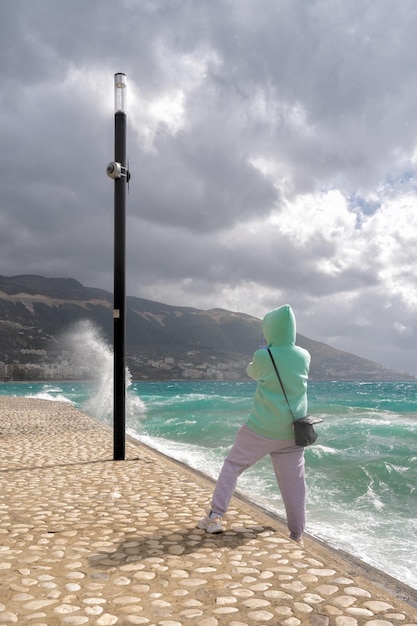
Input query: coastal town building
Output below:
<box><xmin>0</xmin><ymin>351</ymin><xmax>250</xmax><ymax>381</ymax></box>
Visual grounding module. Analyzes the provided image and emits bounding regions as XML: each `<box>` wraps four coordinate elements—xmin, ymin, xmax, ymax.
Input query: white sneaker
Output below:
<box><xmin>197</xmin><ymin>511</ymin><xmax>224</xmax><ymax>533</ymax></box>
<box><xmin>290</xmin><ymin>535</ymin><xmax>304</xmax><ymax>547</ymax></box>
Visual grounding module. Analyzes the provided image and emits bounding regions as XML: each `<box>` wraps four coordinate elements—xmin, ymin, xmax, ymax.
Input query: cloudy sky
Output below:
<box><xmin>2</xmin><ymin>0</ymin><xmax>417</xmax><ymax>374</ymax></box>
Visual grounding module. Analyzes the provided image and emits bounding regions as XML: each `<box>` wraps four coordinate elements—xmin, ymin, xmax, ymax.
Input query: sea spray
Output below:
<box><xmin>60</xmin><ymin>320</ymin><xmax>146</xmax><ymax>424</ymax></box>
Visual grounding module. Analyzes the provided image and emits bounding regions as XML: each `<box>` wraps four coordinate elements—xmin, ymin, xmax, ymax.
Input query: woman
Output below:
<box><xmin>197</xmin><ymin>304</ymin><xmax>310</xmax><ymax>544</ymax></box>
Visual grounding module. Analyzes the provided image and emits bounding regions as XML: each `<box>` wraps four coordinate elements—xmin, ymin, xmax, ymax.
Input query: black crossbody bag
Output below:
<box><xmin>267</xmin><ymin>348</ymin><xmax>323</xmax><ymax>447</ymax></box>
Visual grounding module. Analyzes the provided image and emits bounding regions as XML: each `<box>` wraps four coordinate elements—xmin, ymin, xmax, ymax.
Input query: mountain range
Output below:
<box><xmin>0</xmin><ymin>274</ymin><xmax>413</xmax><ymax>381</ymax></box>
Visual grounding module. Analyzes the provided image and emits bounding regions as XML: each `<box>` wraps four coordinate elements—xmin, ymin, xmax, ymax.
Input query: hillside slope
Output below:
<box><xmin>0</xmin><ymin>275</ymin><xmax>413</xmax><ymax>381</ymax></box>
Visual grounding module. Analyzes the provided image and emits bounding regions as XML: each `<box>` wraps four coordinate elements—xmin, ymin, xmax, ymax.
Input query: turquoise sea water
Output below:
<box><xmin>1</xmin><ymin>378</ymin><xmax>416</xmax><ymax>591</ymax></box>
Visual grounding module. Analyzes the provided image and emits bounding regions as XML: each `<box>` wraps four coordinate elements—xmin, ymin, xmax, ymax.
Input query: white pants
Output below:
<box><xmin>211</xmin><ymin>424</ymin><xmax>306</xmax><ymax>539</ymax></box>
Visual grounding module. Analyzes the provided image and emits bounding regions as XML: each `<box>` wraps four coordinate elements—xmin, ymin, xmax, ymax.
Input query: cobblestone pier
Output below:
<box><xmin>0</xmin><ymin>397</ymin><xmax>416</xmax><ymax>625</ymax></box>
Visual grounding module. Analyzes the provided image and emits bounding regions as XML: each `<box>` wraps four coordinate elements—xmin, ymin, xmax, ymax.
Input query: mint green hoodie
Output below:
<box><xmin>246</xmin><ymin>304</ymin><xmax>310</xmax><ymax>440</ymax></box>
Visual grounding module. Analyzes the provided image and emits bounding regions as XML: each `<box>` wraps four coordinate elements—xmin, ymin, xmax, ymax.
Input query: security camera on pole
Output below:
<box><xmin>106</xmin><ymin>73</ymin><xmax>130</xmax><ymax>460</ymax></box>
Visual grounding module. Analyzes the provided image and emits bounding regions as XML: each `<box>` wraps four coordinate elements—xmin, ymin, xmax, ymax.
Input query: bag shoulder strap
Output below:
<box><xmin>267</xmin><ymin>348</ymin><xmax>295</xmax><ymax>422</ymax></box>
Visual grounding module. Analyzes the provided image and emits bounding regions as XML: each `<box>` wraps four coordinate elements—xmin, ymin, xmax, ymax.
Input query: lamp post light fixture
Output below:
<box><xmin>107</xmin><ymin>72</ymin><xmax>129</xmax><ymax>461</ymax></box>
<box><xmin>115</xmin><ymin>72</ymin><xmax>127</xmax><ymax>113</ymax></box>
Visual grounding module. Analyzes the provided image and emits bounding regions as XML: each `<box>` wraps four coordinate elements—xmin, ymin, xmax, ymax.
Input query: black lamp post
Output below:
<box><xmin>106</xmin><ymin>73</ymin><xmax>128</xmax><ymax>460</ymax></box>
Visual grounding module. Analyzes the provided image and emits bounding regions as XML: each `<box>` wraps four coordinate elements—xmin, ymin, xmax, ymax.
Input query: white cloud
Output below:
<box><xmin>130</xmin><ymin>47</ymin><xmax>221</xmax><ymax>151</ymax></box>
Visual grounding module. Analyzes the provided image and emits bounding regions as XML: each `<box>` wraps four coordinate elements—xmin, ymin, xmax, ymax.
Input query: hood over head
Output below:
<box><xmin>262</xmin><ymin>304</ymin><xmax>296</xmax><ymax>347</ymax></box>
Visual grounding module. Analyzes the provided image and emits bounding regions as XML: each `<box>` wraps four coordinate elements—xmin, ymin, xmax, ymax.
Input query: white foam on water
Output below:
<box><xmin>25</xmin><ymin>391</ymin><xmax>73</xmax><ymax>403</ymax></box>
<box><xmin>131</xmin><ymin>431</ymin><xmax>225</xmax><ymax>482</ymax></box>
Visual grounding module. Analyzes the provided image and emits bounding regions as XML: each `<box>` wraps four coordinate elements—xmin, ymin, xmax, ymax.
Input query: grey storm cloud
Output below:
<box><xmin>2</xmin><ymin>0</ymin><xmax>417</xmax><ymax>374</ymax></box>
